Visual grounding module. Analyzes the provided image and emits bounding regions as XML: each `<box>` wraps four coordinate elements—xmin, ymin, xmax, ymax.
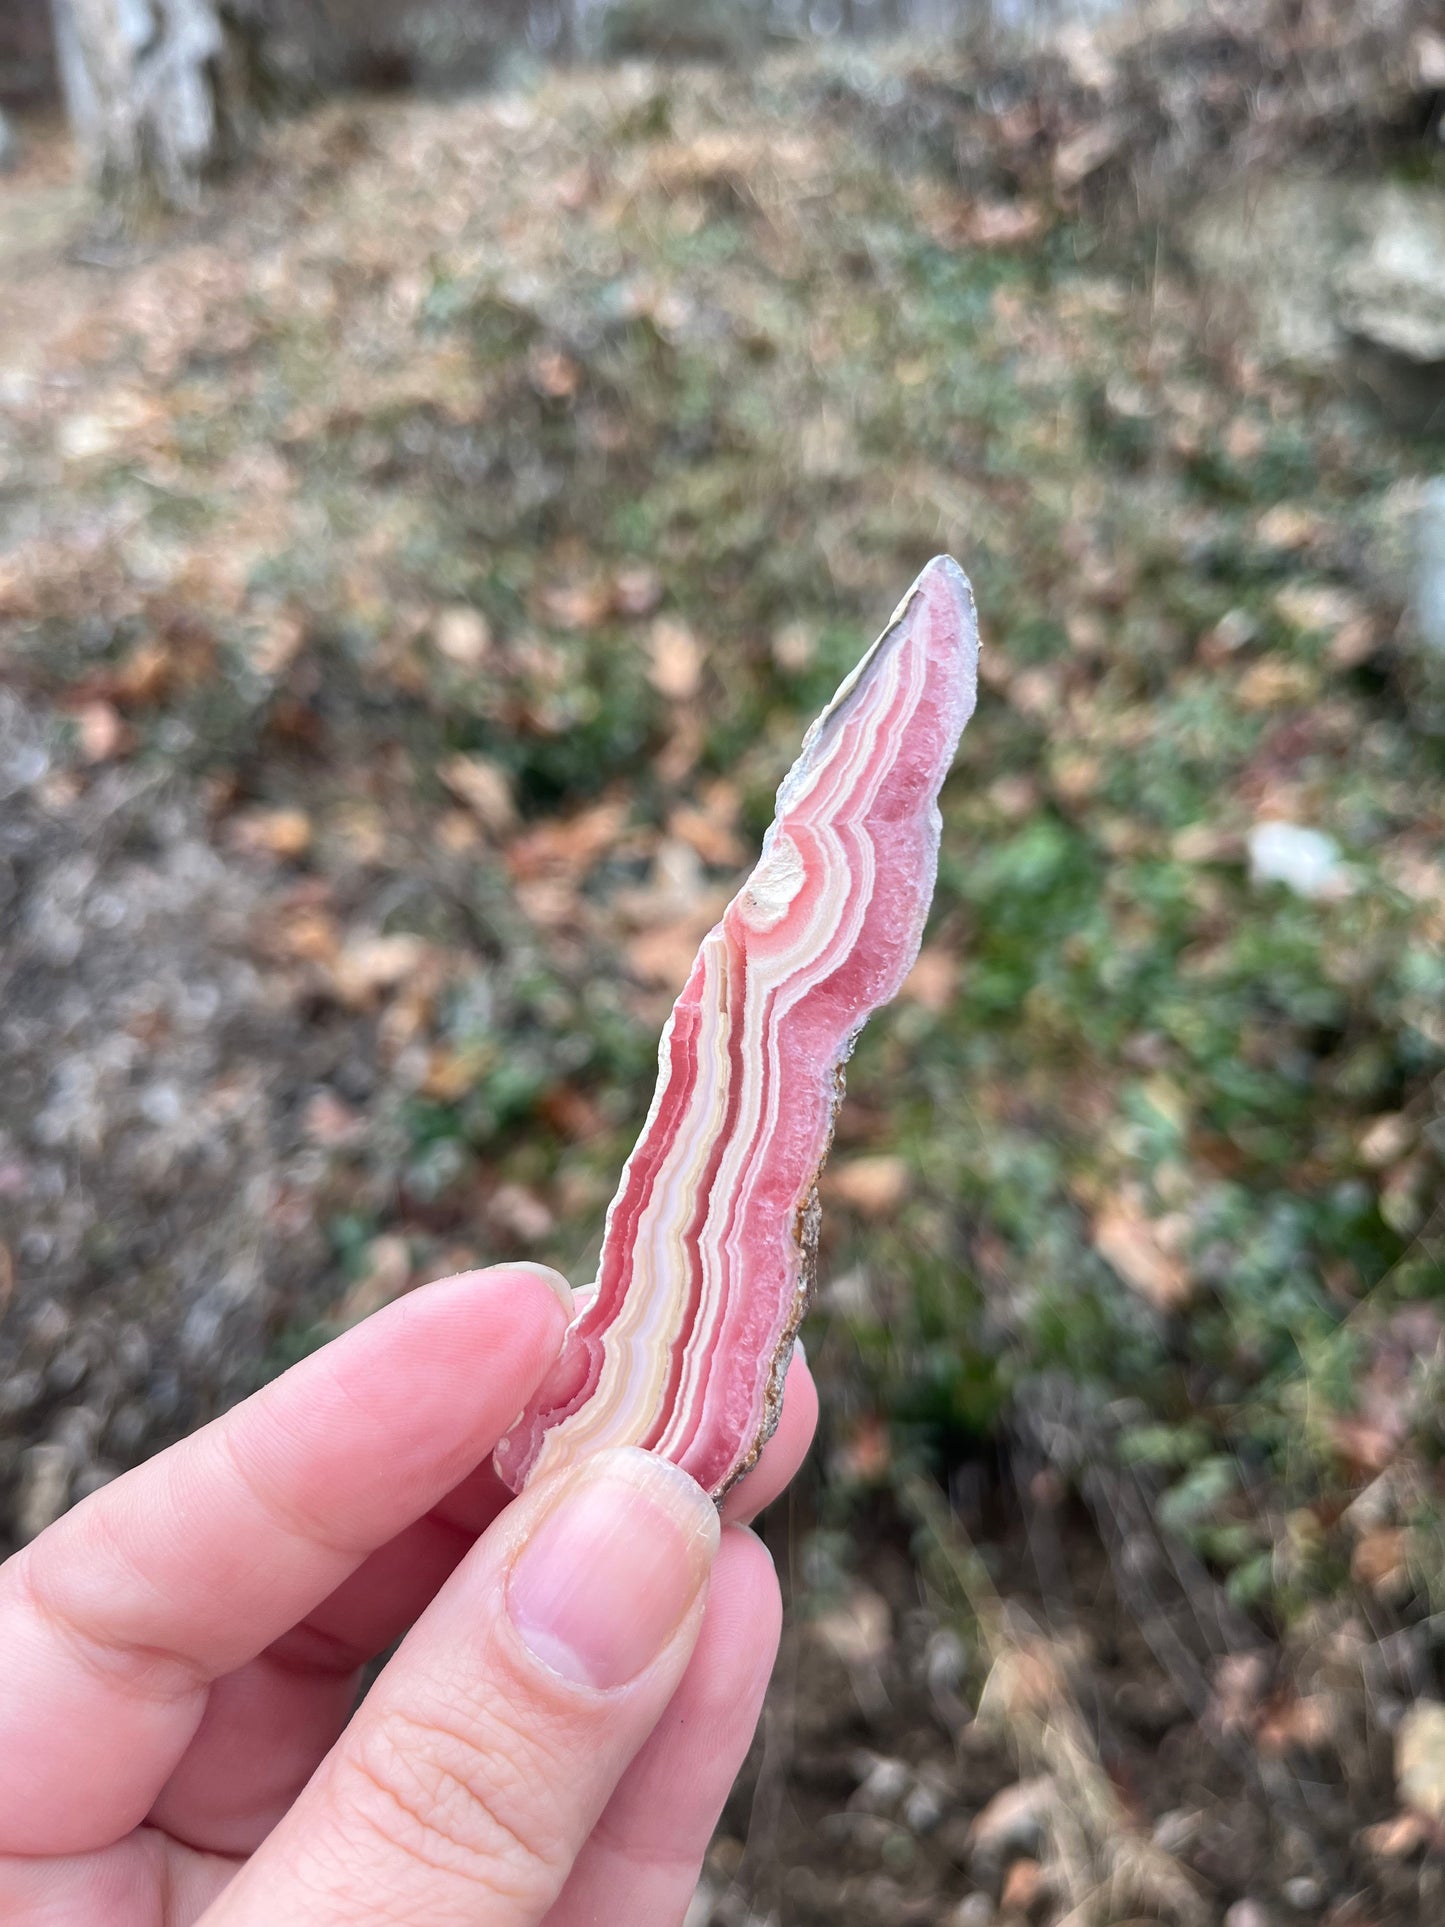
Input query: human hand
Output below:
<box><xmin>0</xmin><ymin>1262</ymin><xmax>817</xmax><ymax>1925</ymax></box>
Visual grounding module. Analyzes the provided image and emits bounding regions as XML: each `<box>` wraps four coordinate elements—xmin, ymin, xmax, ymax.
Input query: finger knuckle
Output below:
<box><xmin>339</xmin><ymin>1694</ymin><xmax>574</xmax><ymax>1909</ymax></box>
<box><xmin>12</xmin><ymin>1543</ymin><xmax>206</xmax><ymax>1708</ymax></box>
<box><xmin>212</xmin><ymin>1417</ymin><xmax>364</xmax><ymax>1562</ymax></box>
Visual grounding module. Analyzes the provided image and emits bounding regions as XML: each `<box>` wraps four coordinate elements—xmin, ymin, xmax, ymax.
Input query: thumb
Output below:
<box><xmin>201</xmin><ymin>1449</ymin><xmax>720</xmax><ymax>1927</ymax></box>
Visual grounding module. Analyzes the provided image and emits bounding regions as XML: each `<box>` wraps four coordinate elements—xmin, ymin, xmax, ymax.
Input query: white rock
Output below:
<box><xmin>904</xmin><ymin>1778</ymin><xmax>946</xmax><ymax>1834</ymax></box>
<box><xmin>1223</xmin><ymin>1904</ymin><xmax>1272</xmax><ymax>1927</ymax></box>
<box><xmin>17</xmin><ymin>1443</ymin><xmax>73</xmax><ymax>1541</ymax></box>
<box><xmin>1336</xmin><ymin>189</ymin><xmax>1445</xmax><ymax>367</ymax></box>
<box><xmin>945</xmin><ymin>1896</ymin><xmax>996</xmax><ymax>1927</ymax></box>
<box><xmin>1247</xmin><ymin>822</ymin><xmax>1352</xmax><ymax>900</ymax></box>
<box><xmin>966</xmin><ymin>1774</ymin><xmax>1053</xmax><ymax>1866</ymax></box>
<box><xmin>1414</xmin><ymin>477</ymin><xmax>1445</xmax><ymax>658</ymax></box>
<box><xmin>848</xmin><ymin>1751</ymin><xmax>911</xmax><ymax>1813</ymax></box>
<box><xmin>810</xmin><ymin>1585</ymin><xmax>892</xmax><ymax>1668</ymax></box>
<box><xmin>1397</xmin><ymin>1699</ymin><xmax>1445</xmax><ymax>1821</ymax></box>
<box><xmin>1283</xmin><ymin>1875</ymin><xmax>1323</xmax><ymax>1912</ymax></box>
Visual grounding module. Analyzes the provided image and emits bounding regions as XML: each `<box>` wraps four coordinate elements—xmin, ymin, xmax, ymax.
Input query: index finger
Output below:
<box><xmin>0</xmin><ymin>1262</ymin><xmax>572</xmax><ymax>1856</ymax></box>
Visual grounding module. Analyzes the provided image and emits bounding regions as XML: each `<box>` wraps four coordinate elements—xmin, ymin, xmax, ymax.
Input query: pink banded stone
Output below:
<box><xmin>495</xmin><ymin>555</ymin><xmax>980</xmax><ymax>1499</ymax></box>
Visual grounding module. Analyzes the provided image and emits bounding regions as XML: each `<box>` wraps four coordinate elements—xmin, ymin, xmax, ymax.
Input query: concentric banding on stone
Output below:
<box><xmin>495</xmin><ymin>555</ymin><xmax>979</xmax><ymax>1499</ymax></box>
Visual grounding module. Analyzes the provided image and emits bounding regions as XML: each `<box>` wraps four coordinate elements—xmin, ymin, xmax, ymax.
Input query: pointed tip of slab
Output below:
<box><xmin>914</xmin><ymin>552</ymin><xmax>980</xmax><ymax>711</ymax></box>
<box><xmin>918</xmin><ymin>551</ymin><xmax>970</xmax><ymax>590</ymax></box>
<box><xmin>805</xmin><ymin>554</ymin><xmax>979</xmax><ymax>772</ymax></box>
<box><xmin>910</xmin><ymin>553</ymin><xmax>980</xmax><ymax>658</ymax></box>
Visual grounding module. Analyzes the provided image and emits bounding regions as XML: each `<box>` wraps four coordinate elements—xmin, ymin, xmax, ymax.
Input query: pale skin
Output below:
<box><xmin>0</xmin><ymin>1262</ymin><xmax>818</xmax><ymax>1926</ymax></box>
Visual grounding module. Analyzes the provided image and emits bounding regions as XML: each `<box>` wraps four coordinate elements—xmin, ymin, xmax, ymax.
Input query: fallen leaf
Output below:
<box><xmin>429</xmin><ymin>802</ymin><xmax>479</xmax><ymax>853</ymax></box>
<box><xmin>988</xmin><ymin>775</ymin><xmax>1040</xmax><ymax>818</ymax></box>
<box><xmin>646</xmin><ymin>129</ymin><xmax>824</xmax><ymax>205</ymax></box>
<box><xmin>1329</xmin><ymin>615</ymin><xmax>1380</xmax><ymax>669</ymax></box>
<box><xmin>827</xmin><ymin>1155</ymin><xmax>912</xmax><ymax>1217</ymax></box>
<box><xmin>1258</xmin><ymin>1692</ymin><xmax>1336</xmax><ymax>1757</ymax></box>
<box><xmin>1172</xmin><ymin>823</ymin><xmax>1240</xmax><ymax>863</ymax></box>
<box><xmin>327</xmin><ymin>801</ymin><xmax>392</xmax><ymax>868</ymax></box>
<box><xmin>1380</xmin><ymin>1154</ymin><xmax>1430</xmax><ymax>1236</ymax></box>
<box><xmin>528</xmin><ymin>346</ymin><xmax>581</xmax><ymax>399</ymax></box>
<box><xmin>244</xmin><ymin>610</ymin><xmax>307</xmax><ymax>677</ymax></box>
<box><xmin>656</xmin><ymin>709</ymin><xmax>705</xmax><ymax>784</ymax></box>
<box><xmin>1327</xmin><ymin>1414</ymin><xmax>1403</xmax><ymax>1480</ymax></box>
<box><xmin>1273</xmin><ymin>582</ymin><xmax>1369</xmax><ymax>647</ymax></box>
<box><xmin>514</xmin><ymin>879</ymin><xmax>582</xmax><ymax>930</ymax></box>
<box><xmin>541</xmin><ymin>578</ymin><xmax>612</xmax><ymax>631</ymax></box>
<box><xmin>648</xmin><ymin>617</ymin><xmax>704</xmax><ymax>701</ymax></box>
<box><xmin>1001</xmin><ymin>1858</ymin><xmax>1046</xmax><ymax>1911</ymax></box>
<box><xmin>555</xmin><ymin>159</ymin><xmax>598</xmax><ymax>210</ymax></box>
<box><xmin>1358</xmin><ymin>1114</ymin><xmax>1415</xmax><ymax>1169</ymax></box>
<box><xmin>772</xmin><ymin>620</ymin><xmax>816</xmax><ymax>672</ymax></box>
<box><xmin>441</xmin><ymin>755</ymin><xmax>516</xmax><ymax>834</ymax></box>
<box><xmin>1066</xmin><ymin>610</ymin><xmax>1109</xmax><ymax>655</ymax></box>
<box><xmin>537</xmin><ymin>1084</ymin><xmax>607</xmax><ymax>1142</ymax></box>
<box><xmin>507</xmin><ymin>799</ymin><xmax>629</xmax><ymax>881</ymax></box>
<box><xmin>668</xmin><ymin>803</ymin><xmax>747</xmax><ymax>869</ymax></box>
<box><xmin>302</xmin><ymin>1089</ymin><xmax>367</xmax><ymax>1148</ymax></box>
<box><xmin>1238</xmin><ymin>659</ymin><xmax>1317</xmax><ymax>709</ymax></box>
<box><xmin>36</xmin><ymin>771</ymin><xmax>82</xmax><ymax>811</ymax></box>
<box><xmin>966</xmin><ymin>198</ymin><xmax>1047</xmax><ymax>248</ymax></box>
<box><xmin>1051</xmin><ymin>751</ymin><xmax>1102</xmax><ymax>804</ymax></box>
<box><xmin>834</xmin><ymin>1413</ymin><xmax>892</xmax><ymax>1484</ymax></box>
<box><xmin>1009</xmin><ymin>667</ymin><xmax>1062</xmax><ymax>720</ymax></box>
<box><xmin>71</xmin><ymin>700</ymin><xmax>128</xmax><ymax>763</ymax></box>
<box><xmin>1362</xmin><ymin>1810</ymin><xmax>1427</xmax><ymax>1858</ymax></box>
<box><xmin>1198</xmin><ymin>608</ymin><xmax>1259</xmax><ymax>663</ymax></box>
<box><xmin>1207</xmin><ymin>1653</ymin><xmax>1270</xmax><ymax>1739</ymax></box>
<box><xmin>617</xmin><ymin>839</ymin><xmax>714</xmax><ymax>931</ymax></box>
<box><xmin>332</xmin><ymin>933</ymin><xmax>430</xmax><ymax>1007</ymax></box>
<box><xmin>489</xmin><ymin>1181</ymin><xmax>555</xmax><ymax>1245</ymax></box>
<box><xmin>900</xmin><ymin>945</ymin><xmax>959</xmax><ymax>1013</ymax></box>
<box><xmin>420</xmin><ymin>1045</ymin><xmax>491</xmax><ymax>1102</ymax></box>
<box><xmin>628</xmin><ymin>912</ymin><xmax>721</xmax><ymax>989</ymax></box>
<box><xmin>1093</xmin><ymin>1198</ymin><xmax>1192</xmax><ymax>1310</ymax></box>
<box><xmin>1053</xmin><ymin>115</ymin><xmax>1127</xmax><ymax>189</ymax></box>
<box><xmin>1255</xmin><ymin>503</ymin><xmax>1323</xmax><ymax>551</ymax></box>
<box><xmin>432</xmin><ymin>605</ymin><xmax>492</xmax><ymax>666</ymax></box>
<box><xmin>231</xmin><ymin>806</ymin><xmax>313</xmax><ymax>859</ymax></box>
<box><xmin>268</xmin><ymin>902</ymin><xmax>341</xmax><ymax>966</ymax></box>
<box><xmin>1224</xmin><ymin>416</ymin><xmax>1266</xmax><ymax>463</ymax></box>
<box><xmin>612</xmin><ymin>563</ymin><xmax>662</xmax><ymax>618</ymax></box>
<box><xmin>112</xmin><ymin>639</ymin><xmax>175</xmax><ymax>705</ymax></box>
<box><xmin>1351</xmin><ymin>1526</ymin><xmax>1412</xmax><ymax>1601</ymax></box>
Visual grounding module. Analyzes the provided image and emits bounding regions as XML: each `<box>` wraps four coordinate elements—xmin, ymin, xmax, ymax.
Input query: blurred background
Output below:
<box><xmin>2</xmin><ymin>2</ymin><xmax>1444</xmax><ymax>1921</ymax></box>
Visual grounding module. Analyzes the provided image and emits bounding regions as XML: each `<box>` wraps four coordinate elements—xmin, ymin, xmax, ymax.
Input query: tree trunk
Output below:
<box><xmin>50</xmin><ymin>0</ymin><xmax>257</xmax><ymax>205</ymax></box>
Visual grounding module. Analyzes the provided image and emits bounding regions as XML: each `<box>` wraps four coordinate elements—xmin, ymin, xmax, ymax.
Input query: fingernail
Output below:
<box><xmin>506</xmin><ymin>1262</ymin><xmax>575</xmax><ymax>1321</ymax></box>
<box><xmin>507</xmin><ymin>1450</ymin><xmax>719</xmax><ymax>1689</ymax></box>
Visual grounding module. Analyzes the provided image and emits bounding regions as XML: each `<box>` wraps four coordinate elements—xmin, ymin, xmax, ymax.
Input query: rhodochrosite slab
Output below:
<box><xmin>496</xmin><ymin>555</ymin><xmax>979</xmax><ymax>1499</ymax></box>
